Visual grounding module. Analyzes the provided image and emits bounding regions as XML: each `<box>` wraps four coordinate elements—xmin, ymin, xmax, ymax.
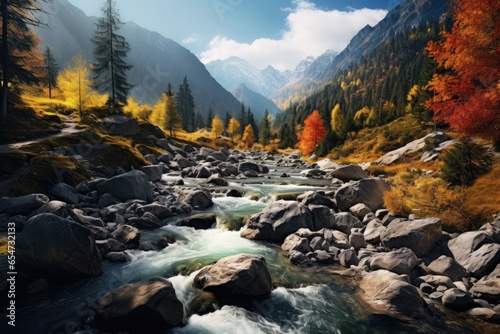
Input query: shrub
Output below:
<box><xmin>440</xmin><ymin>138</ymin><xmax>493</xmax><ymax>186</ymax></box>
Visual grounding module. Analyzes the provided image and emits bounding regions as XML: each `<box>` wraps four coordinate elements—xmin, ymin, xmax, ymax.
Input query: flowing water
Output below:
<box><xmin>3</xmin><ymin>165</ymin><xmax>481</xmax><ymax>333</ymax></box>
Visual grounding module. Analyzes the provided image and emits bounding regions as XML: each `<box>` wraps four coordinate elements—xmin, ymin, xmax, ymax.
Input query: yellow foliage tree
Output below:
<box><xmin>149</xmin><ymin>91</ymin><xmax>181</xmax><ymax>137</ymax></box>
<box><xmin>354</xmin><ymin>107</ymin><xmax>370</xmax><ymax>127</ymax></box>
<box><xmin>57</xmin><ymin>54</ymin><xmax>107</xmax><ymax>115</ymax></box>
<box><xmin>211</xmin><ymin>115</ymin><xmax>224</xmax><ymax>139</ymax></box>
<box><xmin>330</xmin><ymin>103</ymin><xmax>343</xmax><ymax>134</ymax></box>
<box><xmin>124</xmin><ymin>97</ymin><xmax>152</xmax><ymax>120</ymax></box>
<box><xmin>242</xmin><ymin>124</ymin><xmax>255</xmax><ymax>148</ymax></box>
<box><xmin>227</xmin><ymin>117</ymin><xmax>240</xmax><ymax>142</ymax></box>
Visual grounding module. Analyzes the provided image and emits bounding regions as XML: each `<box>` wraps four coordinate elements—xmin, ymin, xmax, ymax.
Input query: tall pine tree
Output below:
<box><xmin>206</xmin><ymin>107</ymin><xmax>213</xmax><ymax>129</ymax></box>
<box><xmin>91</xmin><ymin>0</ymin><xmax>132</xmax><ymax>112</ymax></box>
<box><xmin>176</xmin><ymin>76</ymin><xmax>195</xmax><ymax>132</ymax></box>
<box><xmin>259</xmin><ymin>109</ymin><xmax>270</xmax><ymax>145</ymax></box>
<box><xmin>43</xmin><ymin>47</ymin><xmax>58</xmax><ymax>99</ymax></box>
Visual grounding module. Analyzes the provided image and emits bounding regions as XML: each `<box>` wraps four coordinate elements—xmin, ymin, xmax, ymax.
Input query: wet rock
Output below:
<box><xmin>95</xmin><ymin>277</ymin><xmax>183</xmax><ymax>331</ymax></box>
<box><xmin>339</xmin><ymin>249</ymin><xmax>359</xmax><ymax>267</ymax></box>
<box><xmin>226</xmin><ymin>189</ymin><xmax>243</xmax><ymax>197</ymax></box>
<box><xmin>179</xmin><ymin>213</ymin><xmax>217</xmax><ymax>230</ymax></box>
<box><xmin>207</xmin><ymin>173</ymin><xmax>228</xmax><ymax>186</ymax></box>
<box><xmin>187</xmin><ymin>291</ymin><xmax>219</xmax><ymax>317</ymax></box>
<box><xmin>105</xmin><ymin>252</ymin><xmax>128</xmax><ymax>262</ymax></box>
<box><xmin>308</xmin><ymin>205</ymin><xmax>335</xmax><ymax>230</ymax></box>
<box><xmin>334</xmin><ymin>178</ymin><xmax>391</xmax><ymax>212</ymax></box>
<box><xmin>238</xmin><ymin>162</ymin><xmax>260</xmax><ymax>173</ymax></box>
<box><xmin>96</xmin><ymin>170</ymin><xmax>154</xmax><ymax>203</ymax></box>
<box><xmin>369</xmin><ymin>248</ymin><xmax>419</xmax><ymax>275</ymax></box>
<box><xmin>111</xmin><ymin>225</ymin><xmax>140</xmax><ymax>248</ymax></box>
<box><xmin>281</xmin><ymin>234</ymin><xmax>311</xmax><ymax>253</ymax></box>
<box><xmin>17</xmin><ymin>213</ymin><xmax>102</xmax><ymax>276</ymax></box>
<box><xmin>134</xmin><ymin>212</ymin><xmax>163</xmax><ymax>229</ymax></box>
<box><xmin>136</xmin><ymin>203</ymin><xmax>172</xmax><ymax>219</ymax></box>
<box><xmin>381</xmin><ymin>218</ymin><xmax>442</xmax><ymax>257</ymax></box>
<box><xmin>0</xmin><ymin>194</ymin><xmax>49</xmax><ymax>215</ymax></box>
<box><xmin>289</xmin><ymin>250</ymin><xmax>314</xmax><ymax>266</ymax></box>
<box><xmin>193</xmin><ymin>254</ymin><xmax>273</xmax><ymax>298</ymax></box>
<box><xmin>178</xmin><ymin>189</ymin><xmax>213</xmax><ymax>210</ymax></box>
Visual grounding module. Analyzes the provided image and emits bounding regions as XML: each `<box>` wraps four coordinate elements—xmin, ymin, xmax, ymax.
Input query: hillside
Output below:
<box><xmin>231</xmin><ymin>84</ymin><xmax>281</xmax><ymax>121</ymax></box>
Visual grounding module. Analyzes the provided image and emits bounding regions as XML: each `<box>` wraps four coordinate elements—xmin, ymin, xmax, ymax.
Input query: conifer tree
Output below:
<box><xmin>239</xmin><ymin>103</ymin><xmax>246</xmax><ymax>134</ymax></box>
<box><xmin>259</xmin><ymin>109</ymin><xmax>271</xmax><ymax>145</ymax></box>
<box><xmin>91</xmin><ymin>0</ymin><xmax>132</xmax><ymax>112</ymax></box>
<box><xmin>247</xmin><ymin>107</ymin><xmax>258</xmax><ymax>141</ymax></box>
<box><xmin>43</xmin><ymin>47</ymin><xmax>58</xmax><ymax>98</ymax></box>
<box><xmin>206</xmin><ymin>107</ymin><xmax>213</xmax><ymax>129</ymax></box>
<box><xmin>176</xmin><ymin>76</ymin><xmax>195</xmax><ymax>132</ymax></box>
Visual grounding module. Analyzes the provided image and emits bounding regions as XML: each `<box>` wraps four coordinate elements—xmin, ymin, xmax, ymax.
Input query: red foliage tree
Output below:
<box><xmin>298</xmin><ymin>110</ymin><xmax>327</xmax><ymax>155</ymax></box>
<box><xmin>425</xmin><ymin>0</ymin><xmax>500</xmax><ymax>142</ymax></box>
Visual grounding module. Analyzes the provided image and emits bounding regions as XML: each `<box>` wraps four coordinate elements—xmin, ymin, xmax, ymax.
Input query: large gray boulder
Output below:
<box><xmin>281</xmin><ymin>234</ymin><xmax>311</xmax><ymax>253</ymax></box>
<box><xmin>101</xmin><ymin>115</ymin><xmax>138</xmax><ymax>136</ymax></box>
<box><xmin>470</xmin><ymin>275</ymin><xmax>500</xmax><ymax>303</ymax></box>
<box><xmin>193</xmin><ymin>254</ymin><xmax>272</xmax><ymax>298</ymax></box>
<box><xmin>17</xmin><ymin>213</ymin><xmax>102</xmax><ymax>276</ymax></box>
<box><xmin>442</xmin><ymin>288</ymin><xmax>475</xmax><ymax>311</ymax></box>
<box><xmin>358</xmin><ymin>270</ymin><xmax>424</xmax><ymax>319</ymax></box>
<box><xmin>369</xmin><ymin>248</ymin><xmax>420</xmax><ymax>275</ymax></box>
<box><xmin>238</xmin><ymin>162</ymin><xmax>260</xmax><ymax>173</ymax></box>
<box><xmin>179</xmin><ymin>213</ymin><xmax>217</xmax><ymax>230</ymax></box>
<box><xmin>364</xmin><ymin>220</ymin><xmax>386</xmax><ymax>244</ymax></box>
<box><xmin>381</xmin><ymin>218</ymin><xmax>442</xmax><ymax>257</ymax></box>
<box><xmin>298</xmin><ymin>191</ymin><xmax>336</xmax><ymax>209</ymax></box>
<box><xmin>427</xmin><ymin>255</ymin><xmax>468</xmax><ymax>281</ymax></box>
<box><xmin>50</xmin><ymin>183</ymin><xmax>79</xmax><ymax>204</ymax></box>
<box><xmin>96</xmin><ymin>170</ymin><xmax>154</xmax><ymax>203</ymax></box>
<box><xmin>333</xmin><ymin>212</ymin><xmax>363</xmax><ymax>235</ymax></box>
<box><xmin>0</xmin><ymin>194</ymin><xmax>49</xmax><ymax>215</ymax></box>
<box><xmin>316</xmin><ymin>158</ymin><xmax>340</xmax><ymax>172</ymax></box>
<box><xmin>448</xmin><ymin>231</ymin><xmax>495</xmax><ymax>265</ymax></box>
<box><xmin>177</xmin><ymin>189</ymin><xmax>213</xmax><ymax>210</ymax></box>
<box><xmin>240</xmin><ymin>201</ymin><xmax>312</xmax><ymax>242</ymax></box>
<box><xmin>140</xmin><ymin>165</ymin><xmax>163</xmax><ymax>182</ymax></box>
<box><xmin>95</xmin><ymin>277</ymin><xmax>183</xmax><ymax>332</ymax></box>
<box><xmin>331</xmin><ymin>165</ymin><xmax>369</xmax><ymax>182</ymax></box>
<box><xmin>308</xmin><ymin>205</ymin><xmax>335</xmax><ymax>230</ymax></box>
<box><xmin>460</xmin><ymin>243</ymin><xmax>500</xmax><ymax>278</ymax></box>
<box><xmin>334</xmin><ymin>178</ymin><xmax>390</xmax><ymax>212</ymax></box>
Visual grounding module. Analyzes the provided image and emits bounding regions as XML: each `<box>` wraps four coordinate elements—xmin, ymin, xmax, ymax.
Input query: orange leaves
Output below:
<box><xmin>425</xmin><ymin>0</ymin><xmax>500</xmax><ymax>141</ymax></box>
<box><xmin>242</xmin><ymin>124</ymin><xmax>255</xmax><ymax>148</ymax></box>
<box><xmin>297</xmin><ymin>110</ymin><xmax>327</xmax><ymax>155</ymax></box>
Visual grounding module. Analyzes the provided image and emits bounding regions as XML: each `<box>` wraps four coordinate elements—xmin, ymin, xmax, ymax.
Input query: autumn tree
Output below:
<box><xmin>91</xmin><ymin>0</ymin><xmax>132</xmax><ymax>112</ymax></box>
<box><xmin>330</xmin><ymin>103</ymin><xmax>343</xmax><ymax>135</ymax></box>
<box><xmin>425</xmin><ymin>0</ymin><xmax>500</xmax><ymax>143</ymax></box>
<box><xmin>43</xmin><ymin>47</ymin><xmax>58</xmax><ymax>98</ymax></box>
<box><xmin>1</xmin><ymin>0</ymin><xmax>45</xmax><ymax>122</ymax></box>
<box><xmin>124</xmin><ymin>97</ymin><xmax>151</xmax><ymax>120</ymax></box>
<box><xmin>211</xmin><ymin>115</ymin><xmax>223</xmax><ymax>139</ymax></box>
<box><xmin>242</xmin><ymin>124</ymin><xmax>254</xmax><ymax>148</ymax></box>
<box><xmin>57</xmin><ymin>54</ymin><xmax>107</xmax><ymax>116</ymax></box>
<box><xmin>150</xmin><ymin>84</ymin><xmax>181</xmax><ymax>137</ymax></box>
<box><xmin>297</xmin><ymin>110</ymin><xmax>327</xmax><ymax>155</ymax></box>
<box><xmin>227</xmin><ymin>117</ymin><xmax>240</xmax><ymax>142</ymax></box>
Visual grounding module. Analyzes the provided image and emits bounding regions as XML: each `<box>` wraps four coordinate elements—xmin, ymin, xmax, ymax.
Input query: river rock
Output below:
<box><xmin>193</xmin><ymin>254</ymin><xmax>272</xmax><ymax>298</ymax></box>
<box><xmin>369</xmin><ymin>248</ymin><xmax>419</xmax><ymax>275</ymax></box>
<box><xmin>0</xmin><ymin>194</ymin><xmax>49</xmax><ymax>215</ymax></box>
<box><xmin>333</xmin><ymin>212</ymin><xmax>363</xmax><ymax>235</ymax></box>
<box><xmin>364</xmin><ymin>220</ymin><xmax>386</xmax><ymax>244</ymax></box>
<box><xmin>339</xmin><ymin>249</ymin><xmax>359</xmax><ymax>267</ymax></box>
<box><xmin>334</xmin><ymin>178</ymin><xmax>391</xmax><ymax>212</ymax></box>
<box><xmin>427</xmin><ymin>255</ymin><xmax>468</xmax><ymax>281</ymax></box>
<box><xmin>331</xmin><ymin>164</ymin><xmax>369</xmax><ymax>182</ymax></box>
<box><xmin>413</xmin><ymin>275</ymin><xmax>455</xmax><ymax>289</ymax></box>
<box><xmin>298</xmin><ymin>191</ymin><xmax>336</xmax><ymax>209</ymax></box>
<box><xmin>111</xmin><ymin>225</ymin><xmax>140</xmax><ymax>248</ymax></box>
<box><xmin>29</xmin><ymin>200</ymin><xmax>69</xmax><ymax>218</ymax></box>
<box><xmin>96</xmin><ymin>170</ymin><xmax>153</xmax><ymax>203</ymax></box>
<box><xmin>316</xmin><ymin>158</ymin><xmax>340</xmax><ymax>171</ymax></box>
<box><xmin>241</xmin><ymin>201</ymin><xmax>312</xmax><ymax>242</ymax></box>
<box><xmin>358</xmin><ymin>269</ymin><xmax>424</xmax><ymax>319</ymax></box>
<box><xmin>468</xmin><ymin>308</ymin><xmax>500</xmax><ymax>323</ymax></box>
<box><xmin>134</xmin><ymin>212</ymin><xmax>163</xmax><ymax>229</ymax></box>
<box><xmin>308</xmin><ymin>205</ymin><xmax>335</xmax><ymax>230</ymax></box>
<box><xmin>105</xmin><ymin>252</ymin><xmax>128</xmax><ymax>262</ymax></box>
<box><xmin>178</xmin><ymin>189</ymin><xmax>213</xmax><ymax>209</ymax></box>
<box><xmin>94</xmin><ymin>277</ymin><xmax>183</xmax><ymax>331</ymax></box>
<box><xmin>179</xmin><ymin>213</ymin><xmax>217</xmax><ymax>230</ymax></box>
<box><xmin>50</xmin><ymin>183</ymin><xmax>79</xmax><ymax>204</ymax></box>
<box><xmin>226</xmin><ymin>189</ymin><xmax>243</xmax><ymax>197</ymax></box>
<box><xmin>470</xmin><ymin>275</ymin><xmax>500</xmax><ymax>303</ymax></box>
<box><xmin>442</xmin><ymin>288</ymin><xmax>475</xmax><ymax>311</ymax></box>
<box><xmin>207</xmin><ymin>173</ymin><xmax>228</xmax><ymax>186</ymax></box>
<box><xmin>349</xmin><ymin>232</ymin><xmax>367</xmax><ymax>251</ymax></box>
<box><xmin>314</xmin><ymin>250</ymin><xmax>335</xmax><ymax>264</ymax></box>
<box><xmin>136</xmin><ymin>203</ymin><xmax>172</xmax><ymax>219</ymax></box>
<box><xmin>101</xmin><ymin>115</ymin><xmax>138</xmax><ymax>136</ymax></box>
<box><xmin>17</xmin><ymin>213</ymin><xmax>102</xmax><ymax>276</ymax></box>
<box><xmin>381</xmin><ymin>218</ymin><xmax>442</xmax><ymax>257</ymax></box>
<box><xmin>218</xmin><ymin>163</ymin><xmax>239</xmax><ymax>177</ymax></box>
<box><xmin>140</xmin><ymin>165</ymin><xmax>163</xmax><ymax>182</ymax></box>
<box><xmin>187</xmin><ymin>291</ymin><xmax>219</xmax><ymax>317</ymax></box>
<box><xmin>460</xmin><ymin>243</ymin><xmax>500</xmax><ymax>278</ymax></box>
<box><xmin>281</xmin><ymin>234</ymin><xmax>311</xmax><ymax>253</ymax></box>
<box><xmin>448</xmin><ymin>231</ymin><xmax>496</xmax><ymax>265</ymax></box>
<box><xmin>238</xmin><ymin>162</ymin><xmax>260</xmax><ymax>173</ymax></box>
<box><xmin>289</xmin><ymin>250</ymin><xmax>313</xmax><ymax>266</ymax></box>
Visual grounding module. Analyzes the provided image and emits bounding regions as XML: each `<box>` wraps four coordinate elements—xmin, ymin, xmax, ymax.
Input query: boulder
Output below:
<box><xmin>111</xmin><ymin>225</ymin><xmax>140</xmax><ymax>248</ymax></box>
<box><xmin>314</xmin><ymin>250</ymin><xmax>335</xmax><ymax>264</ymax></box>
<box><xmin>101</xmin><ymin>115</ymin><xmax>139</xmax><ymax>136</ymax></box>
<box><xmin>177</xmin><ymin>157</ymin><xmax>194</xmax><ymax>169</ymax></box>
<box><xmin>381</xmin><ymin>218</ymin><xmax>442</xmax><ymax>257</ymax></box>
<box><xmin>179</xmin><ymin>213</ymin><xmax>217</xmax><ymax>230</ymax></box>
<box><xmin>460</xmin><ymin>243</ymin><xmax>500</xmax><ymax>278</ymax></box>
<box><xmin>427</xmin><ymin>256</ymin><xmax>468</xmax><ymax>281</ymax></box>
<box><xmin>333</xmin><ymin>212</ymin><xmax>363</xmax><ymax>235</ymax></box>
<box><xmin>240</xmin><ymin>201</ymin><xmax>312</xmax><ymax>242</ymax></box>
<box><xmin>448</xmin><ymin>231</ymin><xmax>495</xmax><ymax>265</ymax></box>
<box><xmin>468</xmin><ymin>308</ymin><xmax>500</xmax><ymax>324</ymax></box>
<box><xmin>226</xmin><ymin>189</ymin><xmax>243</xmax><ymax>197</ymax></box>
<box><xmin>29</xmin><ymin>200</ymin><xmax>69</xmax><ymax>218</ymax></box>
<box><xmin>298</xmin><ymin>191</ymin><xmax>336</xmax><ymax>209</ymax></box>
<box><xmin>308</xmin><ymin>205</ymin><xmax>335</xmax><ymax>231</ymax></box>
<box><xmin>316</xmin><ymin>158</ymin><xmax>340</xmax><ymax>172</ymax></box>
<box><xmin>96</xmin><ymin>170</ymin><xmax>154</xmax><ymax>203</ymax></box>
<box><xmin>331</xmin><ymin>165</ymin><xmax>369</xmax><ymax>182</ymax></box>
<box><xmin>218</xmin><ymin>163</ymin><xmax>239</xmax><ymax>177</ymax></box>
<box><xmin>195</xmin><ymin>166</ymin><xmax>211</xmax><ymax>178</ymax></box>
<box><xmin>0</xmin><ymin>194</ymin><xmax>49</xmax><ymax>215</ymax></box>
<box><xmin>339</xmin><ymin>249</ymin><xmax>359</xmax><ymax>267</ymax></box>
<box><xmin>207</xmin><ymin>174</ymin><xmax>229</xmax><ymax>186</ymax></box>
<box><xmin>178</xmin><ymin>189</ymin><xmax>213</xmax><ymax>210</ymax></box>
<box><xmin>281</xmin><ymin>234</ymin><xmax>311</xmax><ymax>253</ymax></box>
<box><xmin>289</xmin><ymin>250</ymin><xmax>313</xmax><ymax>266</ymax></box>
<box><xmin>70</xmin><ymin>209</ymin><xmax>105</xmax><ymax>227</ymax></box>
<box><xmin>140</xmin><ymin>165</ymin><xmax>163</xmax><ymax>182</ymax></box>
<box><xmin>17</xmin><ymin>213</ymin><xmax>102</xmax><ymax>276</ymax></box>
<box><xmin>50</xmin><ymin>183</ymin><xmax>79</xmax><ymax>204</ymax></box>
<box><xmin>470</xmin><ymin>276</ymin><xmax>500</xmax><ymax>303</ymax></box>
<box><xmin>238</xmin><ymin>162</ymin><xmax>260</xmax><ymax>173</ymax></box>
<box><xmin>193</xmin><ymin>254</ymin><xmax>272</xmax><ymax>298</ymax></box>
<box><xmin>134</xmin><ymin>212</ymin><xmax>163</xmax><ymax>229</ymax></box>
<box><xmin>442</xmin><ymin>288</ymin><xmax>475</xmax><ymax>311</ymax></box>
<box><xmin>349</xmin><ymin>232</ymin><xmax>367</xmax><ymax>251</ymax></box>
<box><xmin>95</xmin><ymin>277</ymin><xmax>183</xmax><ymax>331</ymax></box>
<box><xmin>364</xmin><ymin>220</ymin><xmax>386</xmax><ymax>244</ymax></box>
<box><xmin>349</xmin><ymin>203</ymin><xmax>372</xmax><ymax>220</ymax></box>
<box><xmin>334</xmin><ymin>178</ymin><xmax>391</xmax><ymax>212</ymax></box>
<box><xmin>136</xmin><ymin>204</ymin><xmax>172</xmax><ymax>219</ymax></box>
<box><xmin>310</xmin><ymin>236</ymin><xmax>329</xmax><ymax>251</ymax></box>
<box><xmin>413</xmin><ymin>275</ymin><xmax>455</xmax><ymax>289</ymax></box>
<box><xmin>358</xmin><ymin>270</ymin><xmax>424</xmax><ymax>319</ymax></box>
<box><xmin>369</xmin><ymin>248</ymin><xmax>420</xmax><ymax>275</ymax></box>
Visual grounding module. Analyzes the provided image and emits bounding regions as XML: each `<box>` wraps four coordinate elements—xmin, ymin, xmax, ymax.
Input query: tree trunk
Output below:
<box><xmin>1</xmin><ymin>0</ymin><xmax>9</xmax><ymax>124</ymax></box>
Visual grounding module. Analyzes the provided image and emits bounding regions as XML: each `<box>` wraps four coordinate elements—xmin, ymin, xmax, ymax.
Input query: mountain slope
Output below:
<box><xmin>35</xmin><ymin>0</ymin><xmax>241</xmax><ymax>117</ymax></box>
<box><xmin>231</xmin><ymin>84</ymin><xmax>282</xmax><ymax>121</ymax></box>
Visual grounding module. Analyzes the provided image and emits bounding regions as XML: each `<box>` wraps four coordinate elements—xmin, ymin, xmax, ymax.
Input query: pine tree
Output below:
<box><xmin>259</xmin><ymin>109</ymin><xmax>270</xmax><ymax>145</ymax></box>
<box><xmin>1</xmin><ymin>0</ymin><xmax>45</xmax><ymax>122</ymax></box>
<box><xmin>224</xmin><ymin>111</ymin><xmax>231</xmax><ymax>129</ymax></box>
<box><xmin>176</xmin><ymin>76</ymin><xmax>195</xmax><ymax>132</ymax></box>
<box><xmin>163</xmin><ymin>84</ymin><xmax>182</xmax><ymax>138</ymax></box>
<box><xmin>247</xmin><ymin>107</ymin><xmax>258</xmax><ymax>142</ymax></box>
<box><xmin>91</xmin><ymin>0</ymin><xmax>132</xmax><ymax>112</ymax></box>
<box><xmin>206</xmin><ymin>107</ymin><xmax>213</xmax><ymax>129</ymax></box>
<box><xmin>194</xmin><ymin>111</ymin><xmax>204</xmax><ymax>129</ymax></box>
<box><xmin>43</xmin><ymin>47</ymin><xmax>58</xmax><ymax>98</ymax></box>
<box><xmin>239</xmin><ymin>103</ymin><xmax>246</xmax><ymax>134</ymax></box>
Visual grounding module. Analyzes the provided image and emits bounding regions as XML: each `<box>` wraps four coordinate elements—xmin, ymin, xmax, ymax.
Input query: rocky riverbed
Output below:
<box><xmin>0</xmin><ymin>136</ymin><xmax>499</xmax><ymax>333</ymax></box>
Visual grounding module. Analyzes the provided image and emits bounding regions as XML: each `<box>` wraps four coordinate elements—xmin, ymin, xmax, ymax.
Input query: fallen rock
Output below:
<box><xmin>193</xmin><ymin>254</ymin><xmax>272</xmax><ymax>298</ymax></box>
<box><xmin>369</xmin><ymin>248</ymin><xmax>419</xmax><ymax>275</ymax></box>
<box><xmin>448</xmin><ymin>231</ymin><xmax>495</xmax><ymax>265</ymax></box>
<box><xmin>95</xmin><ymin>277</ymin><xmax>183</xmax><ymax>331</ymax></box>
<box><xmin>0</xmin><ymin>194</ymin><xmax>49</xmax><ymax>215</ymax></box>
<box><xmin>333</xmin><ymin>212</ymin><xmax>363</xmax><ymax>235</ymax></box>
<box><xmin>96</xmin><ymin>170</ymin><xmax>154</xmax><ymax>203</ymax></box>
<box><xmin>334</xmin><ymin>178</ymin><xmax>391</xmax><ymax>212</ymax></box>
<box><xmin>381</xmin><ymin>218</ymin><xmax>442</xmax><ymax>257</ymax></box>
<box><xmin>178</xmin><ymin>189</ymin><xmax>213</xmax><ymax>210</ymax></box>
<box><xmin>17</xmin><ymin>213</ymin><xmax>102</xmax><ymax>276</ymax></box>
<box><xmin>427</xmin><ymin>255</ymin><xmax>468</xmax><ymax>281</ymax></box>
<box><xmin>470</xmin><ymin>276</ymin><xmax>500</xmax><ymax>304</ymax></box>
<box><xmin>331</xmin><ymin>164</ymin><xmax>369</xmax><ymax>182</ymax></box>
<box><xmin>358</xmin><ymin>270</ymin><xmax>424</xmax><ymax>319</ymax></box>
<box><xmin>460</xmin><ymin>243</ymin><xmax>500</xmax><ymax>278</ymax></box>
<box><xmin>442</xmin><ymin>288</ymin><xmax>475</xmax><ymax>311</ymax></box>
<box><xmin>50</xmin><ymin>183</ymin><xmax>79</xmax><ymax>204</ymax></box>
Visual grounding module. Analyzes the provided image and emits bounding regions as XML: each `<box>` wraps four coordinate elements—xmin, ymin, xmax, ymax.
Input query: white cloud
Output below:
<box><xmin>199</xmin><ymin>1</ymin><xmax>387</xmax><ymax>71</ymax></box>
<box><xmin>182</xmin><ymin>33</ymin><xmax>200</xmax><ymax>45</ymax></box>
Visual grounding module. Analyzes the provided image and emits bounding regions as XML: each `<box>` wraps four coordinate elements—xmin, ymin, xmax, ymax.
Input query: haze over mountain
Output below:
<box><xmin>35</xmin><ymin>0</ymin><xmax>242</xmax><ymax>118</ymax></box>
<box><xmin>231</xmin><ymin>84</ymin><xmax>282</xmax><ymax>121</ymax></box>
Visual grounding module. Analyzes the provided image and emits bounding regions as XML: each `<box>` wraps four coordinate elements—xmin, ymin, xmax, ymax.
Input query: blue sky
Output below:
<box><xmin>68</xmin><ymin>0</ymin><xmax>404</xmax><ymax>70</ymax></box>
